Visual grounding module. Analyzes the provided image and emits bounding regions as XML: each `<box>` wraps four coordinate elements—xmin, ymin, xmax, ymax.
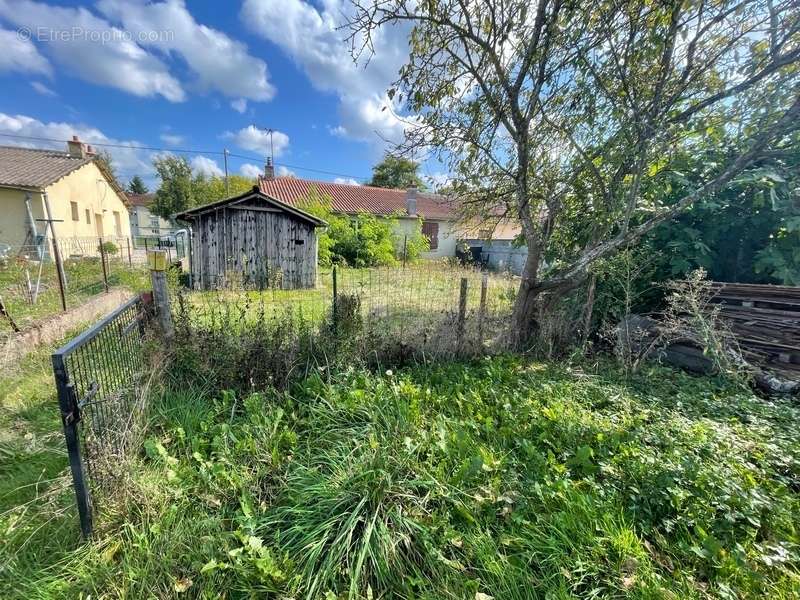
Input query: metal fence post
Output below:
<box><xmin>52</xmin><ymin>353</ymin><xmax>93</xmax><ymax>537</ymax></box>
<box><xmin>149</xmin><ymin>250</ymin><xmax>174</xmax><ymax>339</ymax></box>
<box><xmin>457</xmin><ymin>277</ymin><xmax>468</xmax><ymax>346</ymax></box>
<box><xmin>126</xmin><ymin>237</ymin><xmax>133</xmax><ymax>267</ymax></box>
<box><xmin>99</xmin><ymin>238</ymin><xmax>109</xmax><ymax>293</ymax></box>
<box><xmin>332</xmin><ymin>265</ymin><xmax>338</xmax><ymax>334</ymax></box>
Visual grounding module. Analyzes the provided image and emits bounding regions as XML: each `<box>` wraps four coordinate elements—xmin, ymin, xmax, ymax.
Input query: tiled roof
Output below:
<box><xmin>128</xmin><ymin>193</ymin><xmax>155</xmax><ymax>208</ymax></box>
<box><xmin>0</xmin><ymin>145</ymin><xmax>94</xmax><ymax>189</ymax></box>
<box><xmin>258</xmin><ymin>176</ymin><xmax>457</xmax><ymax>220</ymax></box>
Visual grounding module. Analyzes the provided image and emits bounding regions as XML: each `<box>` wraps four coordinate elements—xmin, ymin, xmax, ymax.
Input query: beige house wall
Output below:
<box><xmin>0</xmin><ymin>161</ymin><xmax>130</xmax><ymax>250</ymax></box>
<box><xmin>0</xmin><ymin>187</ymin><xmax>45</xmax><ymax>247</ymax></box>
<box><xmin>393</xmin><ymin>217</ymin><xmax>458</xmax><ymax>259</ymax></box>
<box><xmin>45</xmin><ymin>161</ymin><xmax>130</xmax><ymax>239</ymax></box>
<box><xmin>129</xmin><ymin>204</ymin><xmax>176</xmax><ymax>239</ymax></box>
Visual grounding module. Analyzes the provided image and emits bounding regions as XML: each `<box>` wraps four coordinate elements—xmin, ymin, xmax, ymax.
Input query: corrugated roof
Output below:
<box><xmin>258</xmin><ymin>176</ymin><xmax>457</xmax><ymax>220</ymax></box>
<box><xmin>0</xmin><ymin>145</ymin><xmax>95</xmax><ymax>189</ymax></box>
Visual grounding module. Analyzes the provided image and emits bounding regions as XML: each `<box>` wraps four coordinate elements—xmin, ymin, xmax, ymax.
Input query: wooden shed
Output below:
<box><xmin>175</xmin><ymin>187</ymin><xmax>325</xmax><ymax>290</ymax></box>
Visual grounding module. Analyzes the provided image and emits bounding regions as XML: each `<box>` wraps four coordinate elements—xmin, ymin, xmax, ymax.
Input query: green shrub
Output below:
<box><xmin>98</xmin><ymin>240</ymin><xmax>119</xmax><ymax>256</ymax></box>
<box><xmin>299</xmin><ymin>188</ymin><xmax>428</xmax><ymax>267</ymax></box>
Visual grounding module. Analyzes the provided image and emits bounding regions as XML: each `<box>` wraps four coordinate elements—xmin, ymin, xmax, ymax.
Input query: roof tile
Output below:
<box><xmin>0</xmin><ymin>145</ymin><xmax>94</xmax><ymax>189</ymax></box>
<box><xmin>258</xmin><ymin>176</ymin><xmax>456</xmax><ymax>220</ymax></box>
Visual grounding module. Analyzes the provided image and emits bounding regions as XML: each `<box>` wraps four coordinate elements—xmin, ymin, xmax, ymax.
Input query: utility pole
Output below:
<box><xmin>41</xmin><ymin>192</ymin><xmax>68</xmax><ymax>312</ymax></box>
<box><xmin>223</xmin><ymin>148</ymin><xmax>230</xmax><ymax>196</ymax></box>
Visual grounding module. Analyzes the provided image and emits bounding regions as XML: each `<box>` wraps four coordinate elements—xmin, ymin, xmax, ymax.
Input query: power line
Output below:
<box><xmin>0</xmin><ymin>131</ymin><xmax>370</xmax><ymax>181</ymax></box>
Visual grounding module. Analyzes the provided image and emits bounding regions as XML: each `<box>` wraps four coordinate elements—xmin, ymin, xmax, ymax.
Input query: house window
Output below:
<box><xmin>422</xmin><ymin>221</ymin><xmax>439</xmax><ymax>250</ymax></box>
<box><xmin>113</xmin><ymin>211</ymin><xmax>122</xmax><ymax>236</ymax></box>
<box><xmin>150</xmin><ymin>216</ymin><xmax>160</xmax><ymax>229</ymax></box>
<box><xmin>70</xmin><ymin>201</ymin><xmax>79</xmax><ymax>221</ymax></box>
<box><xmin>85</xmin><ymin>209</ymin><xmax>91</xmax><ymax>224</ymax></box>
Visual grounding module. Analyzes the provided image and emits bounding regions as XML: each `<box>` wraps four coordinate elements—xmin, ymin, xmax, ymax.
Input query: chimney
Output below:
<box><xmin>86</xmin><ymin>144</ymin><xmax>95</xmax><ymax>156</ymax></box>
<box><xmin>67</xmin><ymin>135</ymin><xmax>86</xmax><ymax>159</ymax></box>
<box><xmin>264</xmin><ymin>156</ymin><xmax>275</xmax><ymax>180</ymax></box>
<box><xmin>406</xmin><ymin>186</ymin><xmax>417</xmax><ymax>216</ymax></box>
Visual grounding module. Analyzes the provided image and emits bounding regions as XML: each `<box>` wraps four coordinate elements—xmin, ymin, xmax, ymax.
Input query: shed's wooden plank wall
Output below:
<box><xmin>189</xmin><ymin>201</ymin><xmax>317</xmax><ymax>290</ymax></box>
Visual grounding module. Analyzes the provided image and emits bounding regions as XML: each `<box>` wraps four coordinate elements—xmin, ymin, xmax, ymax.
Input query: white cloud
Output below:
<box><xmin>231</xmin><ymin>98</ymin><xmax>248</xmax><ymax>113</ymax></box>
<box><xmin>0</xmin><ymin>28</ymin><xmax>51</xmax><ymax>76</ymax></box>
<box><xmin>276</xmin><ymin>165</ymin><xmax>295</xmax><ymax>177</ymax></box>
<box><xmin>424</xmin><ymin>172</ymin><xmax>452</xmax><ymax>191</ymax></box>
<box><xmin>0</xmin><ymin>112</ymin><xmax>154</xmax><ymax>184</ymax></box>
<box><xmin>30</xmin><ymin>81</ymin><xmax>57</xmax><ymax>97</ymax></box>
<box><xmin>0</xmin><ymin>0</ymin><xmax>276</xmax><ymax>104</ymax></box>
<box><xmin>241</xmin><ymin>0</ymin><xmax>410</xmax><ymax>148</ymax></box>
<box><xmin>240</xmin><ymin>162</ymin><xmax>263</xmax><ymax>178</ymax></box>
<box><xmin>97</xmin><ymin>0</ymin><xmax>275</xmax><ymax>101</ymax></box>
<box><xmin>333</xmin><ymin>177</ymin><xmax>360</xmax><ymax>185</ymax></box>
<box><xmin>0</xmin><ymin>0</ymin><xmax>185</xmax><ymax>102</ymax></box>
<box><xmin>190</xmin><ymin>155</ymin><xmax>224</xmax><ymax>177</ymax></box>
<box><xmin>160</xmin><ymin>133</ymin><xmax>185</xmax><ymax>146</ymax></box>
<box><xmin>222</xmin><ymin>125</ymin><xmax>289</xmax><ymax>156</ymax></box>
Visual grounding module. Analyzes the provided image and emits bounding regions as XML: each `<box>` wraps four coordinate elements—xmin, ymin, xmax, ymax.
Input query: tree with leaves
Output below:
<box><xmin>348</xmin><ymin>0</ymin><xmax>800</xmax><ymax>345</ymax></box>
<box><xmin>93</xmin><ymin>149</ymin><xmax>118</xmax><ymax>181</ymax></box>
<box><xmin>127</xmin><ymin>175</ymin><xmax>149</xmax><ymax>195</ymax></box>
<box><xmin>152</xmin><ymin>155</ymin><xmax>194</xmax><ymax>219</ymax></box>
<box><xmin>369</xmin><ymin>154</ymin><xmax>427</xmax><ymax>189</ymax></box>
<box><xmin>192</xmin><ymin>174</ymin><xmax>257</xmax><ymax>206</ymax></box>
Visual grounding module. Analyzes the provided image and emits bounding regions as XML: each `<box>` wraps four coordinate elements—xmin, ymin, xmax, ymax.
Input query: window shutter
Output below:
<box><xmin>422</xmin><ymin>221</ymin><xmax>439</xmax><ymax>250</ymax></box>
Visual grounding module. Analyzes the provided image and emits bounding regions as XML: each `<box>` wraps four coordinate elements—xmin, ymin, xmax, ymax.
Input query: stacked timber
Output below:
<box><xmin>708</xmin><ymin>282</ymin><xmax>800</xmax><ymax>380</ymax></box>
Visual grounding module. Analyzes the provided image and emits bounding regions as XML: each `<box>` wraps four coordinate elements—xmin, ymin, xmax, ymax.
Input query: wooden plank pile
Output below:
<box><xmin>709</xmin><ymin>282</ymin><xmax>800</xmax><ymax>380</ymax></box>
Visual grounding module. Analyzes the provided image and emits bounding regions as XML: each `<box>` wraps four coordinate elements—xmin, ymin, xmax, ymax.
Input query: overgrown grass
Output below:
<box><xmin>0</xmin><ymin>257</ymin><xmax>148</xmax><ymax>335</ymax></box>
<box><xmin>183</xmin><ymin>262</ymin><xmax>518</xmax><ymax>328</ymax></box>
<box><xmin>7</xmin><ymin>357</ymin><xmax>799</xmax><ymax>598</ymax></box>
<box><xmin>0</xmin><ymin>328</ymin><xmax>90</xmax><ymax>590</ymax></box>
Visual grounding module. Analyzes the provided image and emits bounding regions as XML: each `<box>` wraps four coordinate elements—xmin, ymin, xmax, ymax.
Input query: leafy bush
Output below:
<box><xmin>299</xmin><ymin>188</ymin><xmax>428</xmax><ymax>267</ymax></box>
<box><xmin>98</xmin><ymin>241</ymin><xmax>118</xmax><ymax>256</ymax></box>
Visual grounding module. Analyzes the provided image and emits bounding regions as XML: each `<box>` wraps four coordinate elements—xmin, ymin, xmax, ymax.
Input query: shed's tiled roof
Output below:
<box><xmin>258</xmin><ymin>176</ymin><xmax>456</xmax><ymax>220</ymax></box>
<box><xmin>0</xmin><ymin>145</ymin><xmax>94</xmax><ymax>189</ymax></box>
<box><xmin>127</xmin><ymin>193</ymin><xmax>155</xmax><ymax>208</ymax></box>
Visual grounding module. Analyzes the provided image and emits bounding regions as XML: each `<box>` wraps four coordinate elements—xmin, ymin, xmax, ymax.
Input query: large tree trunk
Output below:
<box><xmin>510</xmin><ymin>249</ymin><xmax>543</xmax><ymax>347</ymax></box>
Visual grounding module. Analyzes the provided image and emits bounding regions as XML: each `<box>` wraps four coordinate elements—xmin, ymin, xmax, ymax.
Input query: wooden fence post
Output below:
<box><xmin>0</xmin><ymin>295</ymin><xmax>20</xmax><ymax>332</ymax></box>
<box><xmin>126</xmin><ymin>237</ymin><xmax>133</xmax><ymax>267</ymax></box>
<box><xmin>43</xmin><ymin>192</ymin><xmax>68</xmax><ymax>312</ymax></box>
<box><xmin>148</xmin><ymin>250</ymin><xmax>174</xmax><ymax>339</ymax></box>
<box><xmin>457</xmin><ymin>277</ymin><xmax>468</xmax><ymax>347</ymax></box>
<box><xmin>99</xmin><ymin>238</ymin><xmax>109</xmax><ymax>293</ymax></box>
<box><xmin>478</xmin><ymin>272</ymin><xmax>488</xmax><ymax>339</ymax></box>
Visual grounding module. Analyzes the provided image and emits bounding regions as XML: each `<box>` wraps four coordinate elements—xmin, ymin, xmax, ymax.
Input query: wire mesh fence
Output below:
<box><xmin>172</xmin><ymin>261</ymin><xmax>520</xmax><ymax>390</ymax></box>
<box><xmin>52</xmin><ymin>293</ymin><xmax>152</xmax><ymax>537</ymax></box>
<box><xmin>0</xmin><ymin>236</ymin><xmax>149</xmax><ymax>343</ymax></box>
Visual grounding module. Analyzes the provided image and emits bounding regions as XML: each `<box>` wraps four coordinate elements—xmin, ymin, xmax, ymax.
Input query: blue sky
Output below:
<box><xmin>0</xmin><ymin>0</ymin><xmax>441</xmax><ymax>188</ymax></box>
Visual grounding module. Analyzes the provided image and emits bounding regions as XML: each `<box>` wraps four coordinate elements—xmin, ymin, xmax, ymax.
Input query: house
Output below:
<box><xmin>258</xmin><ymin>174</ymin><xmax>521</xmax><ymax>258</ymax></box>
<box><xmin>0</xmin><ymin>137</ymin><xmax>130</xmax><ymax>253</ymax></box>
<box><xmin>128</xmin><ymin>193</ymin><xmax>177</xmax><ymax>240</ymax></box>
<box><xmin>175</xmin><ymin>187</ymin><xmax>326</xmax><ymax>290</ymax></box>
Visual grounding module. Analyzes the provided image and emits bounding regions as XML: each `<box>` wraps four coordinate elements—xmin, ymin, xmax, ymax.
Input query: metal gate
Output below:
<box><xmin>52</xmin><ymin>294</ymin><xmax>151</xmax><ymax>536</ymax></box>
